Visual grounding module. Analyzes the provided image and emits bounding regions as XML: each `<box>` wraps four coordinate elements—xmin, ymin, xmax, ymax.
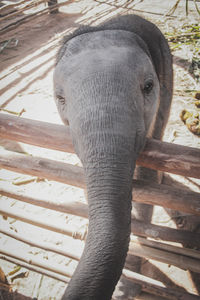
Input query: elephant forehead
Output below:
<box><xmin>62</xmin><ymin>29</ymin><xmax>148</xmax><ymax>57</ymax></box>
<box><xmin>57</xmin><ymin>48</ymin><xmax>154</xmax><ymax>90</ymax></box>
<box><xmin>57</xmin><ymin>30</ymin><xmax>154</xmax><ymax>78</ymax></box>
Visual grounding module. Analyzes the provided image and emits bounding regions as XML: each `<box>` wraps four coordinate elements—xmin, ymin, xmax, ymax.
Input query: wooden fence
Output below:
<box><xmin>0</xmin><ymin>113</ymin><xmax>200</xmax><ymax>300</ymax></box>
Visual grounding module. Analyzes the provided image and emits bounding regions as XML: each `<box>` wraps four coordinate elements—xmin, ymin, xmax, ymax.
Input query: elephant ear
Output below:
<box><xmin>128</xmin><ymin>15</ymin><xmax>173</xmax><ymax>140</ymax></box>
<box><xmin>98</xmin><ymin>14</ymin><xmax>173</xmax><ymax>140</ymax></box>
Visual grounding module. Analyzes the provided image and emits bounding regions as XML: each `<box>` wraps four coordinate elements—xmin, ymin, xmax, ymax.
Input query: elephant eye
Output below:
<box><xmin>57</xmin><ymin>95</ymin><xmax>65</xmax><ymax>105</ymax></box>
<box><xmin>144</xmin><ymin>80</ymin><xmax>154</xmax><ymax>94</ymax></box>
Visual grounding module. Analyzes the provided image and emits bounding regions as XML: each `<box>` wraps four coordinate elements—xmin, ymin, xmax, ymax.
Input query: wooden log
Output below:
<box><xmin>0</xmin><ymin>149</ymin><xmax>199</xmax><ymax>216</ymax></box>
<box><xmin>132</xmin><ymin>179</ymin><xmax>200</xmax><ymax>216</ymax></box>
<box><xmin>131</xmin><ymin>219</ymin><xmax>200</xmax><ymax>248</ymax></box>
<box><xmin>0</xmin><ymin>149</ymin><xmax>85</xmax><ymax>188</ymax></box>
<box><xmin>1</xmin><ymin>187</ymin><xmax>200</xmax><ymax>247</ymax></box>
<box><xmin>131</xmin><ymin>236</ymin><xmax>200</xmax><ymax>261</ymax></box>
<box><xmin>0</xmin><ymin>114</ymin><xmax>199</xmax><ymax>178</ymax></box>
<box><xmin>137</xmin><ymin>138</ymin><xmax>200</xmax><ymax>179</ymax></box>
<box><xmin>0</xmin><ymin>114</ymin><xmax>74</xmax><ymax>153</ymax></box>
<box><xmin>123</xmin><ymin>269</ymin><xmax>200</xmax><ymax>300</ymax></box>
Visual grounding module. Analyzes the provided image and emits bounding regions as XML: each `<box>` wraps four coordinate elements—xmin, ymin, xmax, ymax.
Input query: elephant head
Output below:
<box><xmin>54</xmin><ymin>14</ymin><xmax>173</xmax><ymax>300</ymax></box>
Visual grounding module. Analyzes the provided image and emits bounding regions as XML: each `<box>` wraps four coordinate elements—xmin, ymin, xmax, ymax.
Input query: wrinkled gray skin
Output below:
<box><xmin>54</xmin><ymin>15</ymin><xmax>173</xmax><ymax>300</ymax></box>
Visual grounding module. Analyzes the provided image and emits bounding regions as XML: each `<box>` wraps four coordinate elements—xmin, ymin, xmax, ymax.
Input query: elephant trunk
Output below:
<box><xmin>62</xmin><ymin>73</ymin><xmax>144</xmax><ymax>300</ymax></box>
<box><xmin>64</xmin><ymin>159</ymin><xmax>136</xmax><ymax>300</ymax></box>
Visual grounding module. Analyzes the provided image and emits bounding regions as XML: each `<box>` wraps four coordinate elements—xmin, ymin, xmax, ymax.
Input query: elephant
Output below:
<box><xmin>54</xmin><ymin>14</ymin><xmax>173</xmax><ymax>300</ymax></box>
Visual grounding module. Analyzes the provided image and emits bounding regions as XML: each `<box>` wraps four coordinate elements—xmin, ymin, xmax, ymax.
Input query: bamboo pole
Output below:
<box><xmin>0</xmin><ymin>114</ymin><xmax>199</xmax><ymax>178</ymax></box>
<box><xmin>123</xmin><ymin>269</ymin><xmax>200</xmax><ymax>300</ymax></box>
<box><xmin>1</xmin><ymin>187</ymin><xmax>200</xmax><ymax>247</ymax></box>
<box><xmin>1</xmin><ymin>205</ymin><xmax>200</xmax><ymax>273</ymax></box>
<box><xmin>0</xmin><ymin>187</ymin><xmax>88</xmax><ymax>218</ymax></box>
<box><xmin>0</xmin><ymin>0</ymin><xmax>73</xmax><ymax>33</ymax></box>
<box><xmin>0</xmin><ymin>149</ymin><xmax>199</xmax><ymax>216</ymax></box>
<box><xmin>0</xmin><ymin>247</ymin><xmax>74</xmax><ymax>278</ymax></box>
<box><xmin>0</xmin><ymin>0</ymin><xmax>30</xmax><ymax>12</ymax></box>
<box><xmin>1</xmin><ymin>253</ymin><xmax>199</xmax><ymax>300</ymax></box>
<box><xmin>0</xmin><ymin>0</ymin><xmax>47</xmax><ymax>22</ymax></box>
<box><xmin>0</xmin><ymin>254</ymin><xmax>69</xmax><ymax>284</ymax></box>
<box><xmin>0</xmin><ymin>206</ymin><xmax>87</xmax><ymax>240</ymax></box>
<box><xmin>1</xmin><ymin>228</ymin><xmax>80</xmax><ymax>261</ymax></box>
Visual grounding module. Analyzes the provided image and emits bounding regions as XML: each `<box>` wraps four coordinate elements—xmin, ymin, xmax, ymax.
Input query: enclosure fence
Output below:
<box><xmin>0</xmin><ymin>113</ymin><xmax>200</xmax><ymax>300</ymax></box>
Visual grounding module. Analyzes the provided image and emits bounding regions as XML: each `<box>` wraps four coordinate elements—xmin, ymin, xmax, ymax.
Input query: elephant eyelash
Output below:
<box><xmin>57</xmin><ymin>95</ymin><xmax>65</xmax><ymax>105</ymax></box>
<box><xmin>144</xmin><ymin>80</ymin><xmax>154</xmax><ymax>95</ymax></box>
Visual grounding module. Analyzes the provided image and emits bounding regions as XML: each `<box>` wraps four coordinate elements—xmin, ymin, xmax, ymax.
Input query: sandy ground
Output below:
<box><xmin>0</xmin><ymin>0</ymin><xmax>200</xmax><ymax>299</ymax></box>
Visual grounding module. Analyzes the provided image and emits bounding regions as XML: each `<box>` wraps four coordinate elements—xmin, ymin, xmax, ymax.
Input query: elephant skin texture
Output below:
<box><xmin>54</xmin><ymin>14</ymin><xmax>173</xmax><ymax>300</ymax></box>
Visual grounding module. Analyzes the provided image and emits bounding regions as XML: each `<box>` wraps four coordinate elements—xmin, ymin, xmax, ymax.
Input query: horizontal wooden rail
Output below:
<box><xmin>0</xmin><ymin>114</ymin><xmax>199</xmax><ymax>178</ymax></box>
<box><xmin>0</xmin><ymin>149</ymin><xmax>199</xmax><ymax>216</ymax></box>
<box><xmin>1</xmin><ymin>187</ymin><xmax>200</xmax><ymax>247</ymax></box>
<box><xmin>123</xmin><ymin>269</ymin><xmax>200</xmax><ymax>300</ymax></box>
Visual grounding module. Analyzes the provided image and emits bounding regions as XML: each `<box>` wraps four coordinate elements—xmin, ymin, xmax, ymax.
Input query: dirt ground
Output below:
<box><xmin>0</xmin><ymin>0</ymin><xmax>200</xmax><ymax>299</ymax></box>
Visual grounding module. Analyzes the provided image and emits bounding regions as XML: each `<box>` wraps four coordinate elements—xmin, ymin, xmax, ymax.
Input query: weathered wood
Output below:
<box><xmin>1</xmin><ymin>187</ymin><xmax>200</xmax><ymax>247</ymax></box>
<box><xmin>0</xmin><ymin>114</ymin><xmax>199</xmax><ymax>178</ymax></box>
<box><xmin>131</xmin><ymin>219</ymin><xmax>200</xmax><ymax>248</ymax></box>
<box><xmin>129</xmin><ymin>241</ymin><xmax>200</xmax><ymax>274</ymax></box>
<box><xmin>0</xmin><ymin>114</ymin><xmax>74</xmax><ymax>153</ymax></box>
<box><xmin>0</xmin><ymin>149</ymin><xmax>85</xmax><ymax>188</ymax></box>
<box><xmin>0</xmin><ymin>149</ymin><xmax>199</xmax><ymax>216</ymax></box>
<box><xmin>137</xmin><ymin>138</ymin><xmax>200</xmax><ymax>179</ymax></box>
<box><xmin>123</xmin><ymin>269</ymin><xmax>200</xmax><ymax>300</ymax></box>
<box><xmin>132</xmin><ymin>236</ymin><xmax>200</xmax><ymax>260</ymax></box>
<box><xmin>132</xmin><ymin>179</ymin><xmax>200</xmax><ymax>216</ymax></box>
